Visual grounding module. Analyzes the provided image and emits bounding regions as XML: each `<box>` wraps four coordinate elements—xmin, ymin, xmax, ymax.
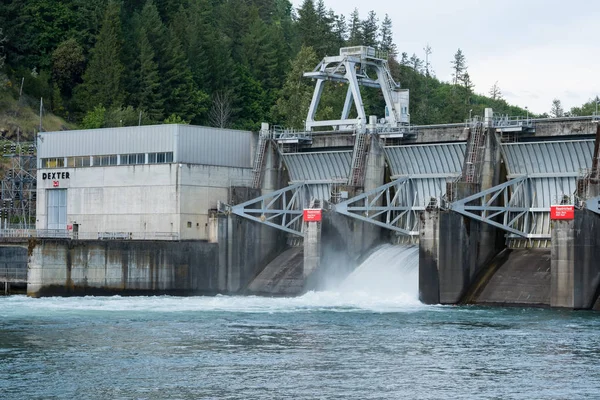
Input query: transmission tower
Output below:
<box><xmin>1</xmin><ymin>140</ymin><xmax>37</xmax><ymax>229</ymax></box>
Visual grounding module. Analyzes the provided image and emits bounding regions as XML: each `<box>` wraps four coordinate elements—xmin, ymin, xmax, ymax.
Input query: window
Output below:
<box><xmin>120</xmin><ymin>153</ymin><xmax>145</xmax><ymax>165</ymax></box>
<box><xmin>76</xmin><ymin>156</ymin><xmax>91</xmax><ymax>167</ymax></box>
<box><xmin>41</xmin><ymin>158</ymin><xmax>65</xmax><ymax>168</ymax></box>
<box><xmin>148</xmin><ymin>152</ymin><xmax>173</xmax><ymax>164</ymax></box>
<box><xmin>93</xmin><ymin>155</ymin><xmax>118</xmax><ymax>166</ymax></box>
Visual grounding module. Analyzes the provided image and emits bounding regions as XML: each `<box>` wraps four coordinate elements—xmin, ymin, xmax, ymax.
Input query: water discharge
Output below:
<box><xmin>0</xmin><ymin>244</ymin><xmax>422</xmax><ymax>316</ymax></box>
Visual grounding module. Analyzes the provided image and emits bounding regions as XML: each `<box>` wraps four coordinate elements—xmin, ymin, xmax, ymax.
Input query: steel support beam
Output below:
<box><xmin>334</xmin><ymin>177</ymin><xmax>423</xmax><ymax>236</ymax></box>
<box><xmin>230</xmin><ymin>183</ymin><xmax>310</xmax><ymax>236</ymax></box>
<box><xmin>450</xmin><ymin>176</ymin><xmax>552</xmax><ymax>239</ymax></box>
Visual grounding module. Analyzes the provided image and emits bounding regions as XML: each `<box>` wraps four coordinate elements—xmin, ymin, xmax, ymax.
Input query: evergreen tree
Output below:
<box><xmin>361</xmin><ymin>10</ymin><xmax>378</xmax><ymax>48</ymax></box>
<box><xmin>161</xmin><ymin>27</ymin><xmax>207</xmax><ymax>122</ymax></box>
<box><xmin>451</xmin><ymin>48</ymin><xmax>467</xmax><ymax>86</ymax></box>
<box><xmin>348</xmin><ymin>8</ymin><xmax>361</xmax><ymax>46</ymax></box>
<box><xmin>272</xmin><ymin>45</ymin><xmax>319</xmax><ymax>129</ymax></box>
<box><xmin>297</xmin><ymin>0</ymin><xmax>321</xmax><ymax>52</ymax></box>
<box><xmin>409</xmin><ymin>54</ymin><xmax>423</xmax><ymax>73</ymax></box>
<box><xmin>138</xmin><ymin>0</ymin><xmax>207</xmax><ymax>122</ymax></box>
<box><xmin>76</xmin><ymin>0</ymin><xmax>125</xmax><ymax>110</ymax></box>
<box><xmin>331</xmin><ymin>13</ymin><xmax>348</xmax><ymax>49</ymax></box>
<box><xmin>379</xmin><ymin>14</ymin><xmax>396</xmax><ymax>57</ymax></box>
<box><xmin>134</xmin><ymin>27</ymin><xmax>163</xmax><ymax>121</ymax></box>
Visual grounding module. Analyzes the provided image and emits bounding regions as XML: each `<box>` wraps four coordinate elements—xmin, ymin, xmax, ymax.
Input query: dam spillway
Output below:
<box><xmin>3</xmin><ymin>110</ymin><xmax>600</xmax><ymax>310</ymax></box>
<box><xmin>335</xmin><ymin>245</ymin><xmax>419</xmax><ymax>303</ymax></box>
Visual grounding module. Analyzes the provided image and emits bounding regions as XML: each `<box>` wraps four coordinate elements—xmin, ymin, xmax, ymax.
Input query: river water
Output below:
<box><xmin>1</xmin><ymin>246</ymin><xmax>599</xmax><ymax>399</ymax></box>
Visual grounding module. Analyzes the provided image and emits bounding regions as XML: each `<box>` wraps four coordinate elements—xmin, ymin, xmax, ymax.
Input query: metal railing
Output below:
<box><xmin>272</xmin><ymin>127</ymin><xmax>312</xmax><ymax>142</ymax></box>
<box><xmin>0</xmin><ymin>266</ymin><xmax>27</xmax><ymax>282</ymax></box>
<box><xmin>493</xmin><ymin>115</ymin><xmax>534</xmax><ymax>129</ymax></box>
<box><xmin>0</xmin><ymin>229</ymin><xmax>180</xmax><ymax>241</ymax></box>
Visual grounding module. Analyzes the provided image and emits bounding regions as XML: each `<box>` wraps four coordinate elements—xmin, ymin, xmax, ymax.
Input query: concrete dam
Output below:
<box><xmin>2</xmin><ymin>46</ymin><xmax>600</xmax><ymax>310</ymax></box>
<box><xmin>2</xmin><ymin>113</ymin><xmax>597</xmax><ymax>311</ymax></box>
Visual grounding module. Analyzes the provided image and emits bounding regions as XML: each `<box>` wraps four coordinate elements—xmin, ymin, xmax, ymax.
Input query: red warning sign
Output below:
<box><xmin>303</xmin><ymin>209</ymin><xmax>322</xmax><ymax>222</ymax></box>
<box><xmin>550</xmin><ymin>205</ymin><xmax>574</xmax><ymax>220</ymax></box>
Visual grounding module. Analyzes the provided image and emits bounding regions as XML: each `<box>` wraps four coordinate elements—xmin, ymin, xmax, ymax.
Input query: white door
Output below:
<box><xmin>47</xmin><ymin>189</ymin><xmax>67</xmax><ymax>230</ymax></box>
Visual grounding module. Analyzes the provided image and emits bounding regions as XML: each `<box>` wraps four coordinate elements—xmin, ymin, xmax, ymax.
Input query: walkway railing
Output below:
<box><xmin>0</xmin><ymin>266</ymin><xmax>27</xmax><ymax>282</ymax></box>
<box><xmin>0</xmin><ymin>229</ymin><xmax>180</xmax><ymax>241</ymax></box>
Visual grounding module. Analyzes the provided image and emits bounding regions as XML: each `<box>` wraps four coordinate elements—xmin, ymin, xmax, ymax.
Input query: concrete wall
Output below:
<box><xmin>37</xmin><ymin>163</ymin><xmax>252</xmax><ymax>240</ymax></box>
<box><xmin>178</xmin><ymin>164</ymin><xmax>253</xmax><ymax>240</ymax></box>
<box><xmin>533</xmin><ymin>119</ymin><xmax>597</xmax><ymax>137</ymax></box>
<box><xmin>475</xmin><ymin>249</ymin><xmax>551</xmax><ymax>306</ymax></box>
<box><xmin>551</xmin><ymin>209</ymin><xmax>600</xmax><ymax>309</ymax></box>
<box><xmin>37</xmin><ymin>164</ymin><xmax>180</xmax><ymax>234</ymax></box>
<box><xmin>27</xmin><ymin>239</ymin><xmax>221</xmax><ymax>297</ymax></box>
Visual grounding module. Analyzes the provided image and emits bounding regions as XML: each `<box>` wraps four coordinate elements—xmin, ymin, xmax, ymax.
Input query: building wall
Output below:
<box><xmin>178</xmin><ymin>164</ymin><xmax>253</xmax><ymax>240</ymax></box>
<box><xmin>37</xmin><ymin>164</ymin><xmax>180</xmax><ymax>235</ymax></box>
<box><xmin>36</xmin><ymin>163</ymin><xmax>253</xmax><ymax>240</ymax></box>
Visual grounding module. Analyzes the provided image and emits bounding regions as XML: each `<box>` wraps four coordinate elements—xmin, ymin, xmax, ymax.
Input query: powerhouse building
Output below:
<box><xmin>36</xmin><ymin>124</ymin><xmax>255</xmax><ymax>240</ymax></box>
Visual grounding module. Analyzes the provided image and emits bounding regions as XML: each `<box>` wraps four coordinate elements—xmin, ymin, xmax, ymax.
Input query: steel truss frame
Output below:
<box><xmin>334</xmin><ymin>177</ymin><xmax>425</xmax><ymax>236</ymax></box>
<box><xmin>450</xmin><ymin>176</ymin><xmax>552</xmax><ymax>239</ymax></box>
<box><xmin>303</xmin><ymin>48</ymin><xmax>406</xmax><ymax>132</ymax></box>
<box><xmin>230</xmin><ymin>183</ymin><xmax>311</xmax><ymax>236</ymax></box>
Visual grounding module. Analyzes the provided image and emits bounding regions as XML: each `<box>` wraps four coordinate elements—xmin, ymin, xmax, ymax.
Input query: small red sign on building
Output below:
<box><xmin>303</xmin><ymin>209</ymin><xmax>322</xmax><ymax>222</ymax></box>
<box><xmin>52</xmin><ymin>180</ymin><xmax>60</xmax><ymax>187</ymax></box>
<box><xmin>551</xmin><ymin>205</ymin><xmax>574</xmax><ymax>220</ymax></box>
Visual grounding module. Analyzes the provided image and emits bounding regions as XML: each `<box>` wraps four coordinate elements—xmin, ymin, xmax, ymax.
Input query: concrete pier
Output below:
<box><xmin>551</xmin><ymin>209</ymin><xmax>600</xmax><ymax>309</ymax></box>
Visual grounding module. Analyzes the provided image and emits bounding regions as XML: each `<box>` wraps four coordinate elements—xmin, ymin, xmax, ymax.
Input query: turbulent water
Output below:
<box><xmin>1</xmin><ymin>245</ymin><xmax>600</xmax><ymax>399</ymax></box>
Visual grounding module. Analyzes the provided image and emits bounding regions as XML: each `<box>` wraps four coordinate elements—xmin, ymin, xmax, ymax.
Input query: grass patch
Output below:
<box><xmin>0</xmin><ymin>91</ymin><xmax>76</xmax><ymax>141</ymax></box>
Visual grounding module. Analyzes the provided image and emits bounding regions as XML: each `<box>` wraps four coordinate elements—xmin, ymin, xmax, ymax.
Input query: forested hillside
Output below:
<box><xmin>0</xmin><ymin>0</ymin><xmax>541</xmax><ymax>134</ymax></box>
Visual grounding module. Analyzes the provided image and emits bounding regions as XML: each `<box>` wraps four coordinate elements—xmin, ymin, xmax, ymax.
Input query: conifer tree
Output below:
<box><xmin>273</xmin><ymin>45</ymin><xmax>319</xmax><ymax>129</ymax></box>
<box><xmin>361</xmin><ymin>10</ymin><xmax>378</xmax><ymax>48</ymax></box>
<box><xmin>76</xmin><ymin>0</ymin><xmax>125</xmax><ymax>111</ymax></box>
<box><xmin>451</xmin><ymin>48</ymin><xmax>467</xmax><ymax>86</ymax></box>
<box><xmin>134</xmin><ymin>27</ymin><xmax>163</xmax><ymax>121</ymax></box>
<box><xmin>297</xmin><ymin>0</ymin><xmax>321</xmax><ymax>52</ymax></box>
<box><xmin>379</xmin><ymin>14</ymin><xmax>396</xmax><ymax>57</ymax></box>
<box><xmin>348</xmin><ymin>8</ymin><xmax>361</xmax><ymax>46</ymax></box>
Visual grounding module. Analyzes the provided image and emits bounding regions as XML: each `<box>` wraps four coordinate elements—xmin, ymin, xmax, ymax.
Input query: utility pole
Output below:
<box><xmin>39</xmin><ymin>98</ymin><xmax>43</xmax><ymax>132</ymax></box>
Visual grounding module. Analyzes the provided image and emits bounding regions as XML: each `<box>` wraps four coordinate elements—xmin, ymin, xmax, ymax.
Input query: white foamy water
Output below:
<box><xmin>0</xmin><ymin>245</ymin><xmax>423</xmax><ymax>315</ymax></box>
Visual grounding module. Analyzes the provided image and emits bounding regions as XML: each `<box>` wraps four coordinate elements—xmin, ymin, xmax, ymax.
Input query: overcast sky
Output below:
<box><xmin>291</xmin><ymin>0</ymin><xmax>600</xmax><ymax>114</ymax></box>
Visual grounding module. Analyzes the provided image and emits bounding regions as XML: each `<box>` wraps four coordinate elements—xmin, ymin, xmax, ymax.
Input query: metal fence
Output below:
<box><xmin>0</xmin><ymin>266</ymin><xmax>27</xmax><ymax>282</ymax></box>
<box><xmin>0</xmin><ymin>229</ymin><xmax>180</xmax><ymax>241</ymax></box>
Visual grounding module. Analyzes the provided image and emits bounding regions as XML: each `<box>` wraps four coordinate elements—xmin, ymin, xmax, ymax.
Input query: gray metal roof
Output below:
<box><xmin>384</xmin><ymin>142</ymin><xmax>466</xmax><ymax>178</ymax></box>
<box><xmin>282</xmin><ymin>151</ymin><xmax>352</xmax><ymax>183</ymax></box>
<box><xmin>501</xmin><ymin>140</ymin><xmax>593</xmax><ymax>177</ymax></box>
<box><xmin>38</xmin><ymin>124</ymin><xmax>253</xmax><ymax>168</ymax></box>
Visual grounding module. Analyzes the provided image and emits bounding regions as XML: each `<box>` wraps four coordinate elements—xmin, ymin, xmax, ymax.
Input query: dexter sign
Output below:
<box><xmin>42</xmin><ymin>172</ymin><xmax>70</xmax><ymax>180</ymax></box>
<box><xmin>303</xmin><ymin>209</ymin><xmax>322</xmax><ymax>222</ymax></box>
<box><xmin>550</xmin><ymin>205</ymin><xmax>574</xmax><ymax>220</ymax></box>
